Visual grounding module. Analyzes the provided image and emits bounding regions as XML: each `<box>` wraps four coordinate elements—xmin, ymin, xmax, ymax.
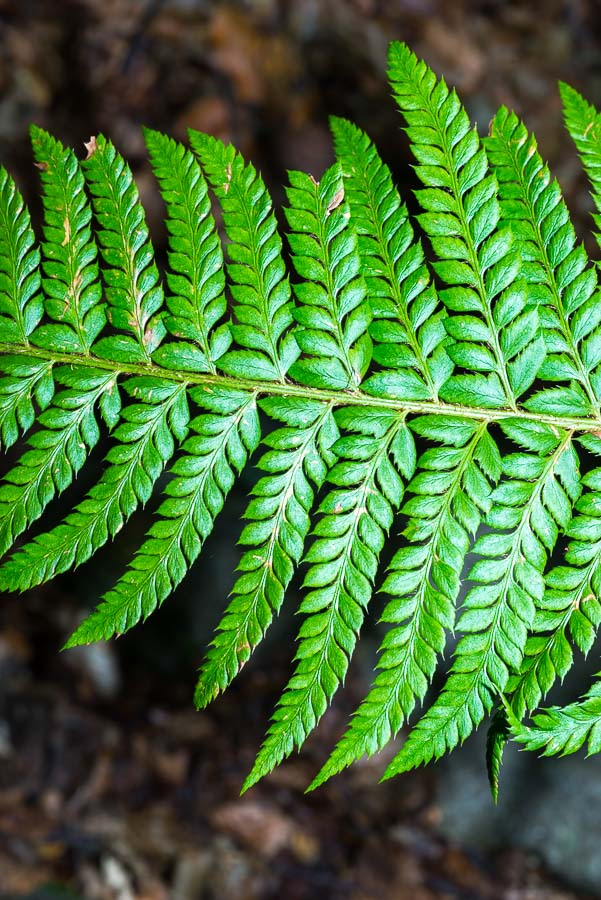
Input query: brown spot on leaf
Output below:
<box><xmin>326</xmin><ymin>186</ymin><xmax>344</xmax><ymax>216</ymax></box>
<box><xmin>83</xmin><ymin>136</ymin><xmax>98</xmax><ymax>160</ymax></box>
<box><xmin>223</xmin><ymin>161</ymin><xmax>232</xmax><ymax>193</ymax></box>
<box><xmin>236</xmin><ymin>641</ymin><xmax>251</xmax><ymax>668</ymax></box>
<box><xmin>61</xmin><ymin>215</ymin><xmax>71</xmax><ymax>247</ymax></box>
<box><xmin>33</xmin><ymin>161</ymin><xmax>48</xmax><ymax>172</ymax></box>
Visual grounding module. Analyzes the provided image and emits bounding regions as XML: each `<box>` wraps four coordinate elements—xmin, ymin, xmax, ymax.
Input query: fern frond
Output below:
<box><xmin>83</xmin><ymin>135</ymin><xmax>166</xmax><ymax>362</ymax></box>
<box><xmin>0</xmin><ymin>166</ymin><xmax>43</xmax><ymax>345</ymax></box>
<box><xmin>30</xmin><ymin>126</ymin><xmax>105</xmax><ymax>354</ymax></box>
<box><xmin>486</xmin><ymin>707</ymin><xmax>510</xmax><ymax>803</ymax></box>
<box><xmin>2</xmin><ymin>41</ymin><xmax>601</xmax><ymax>794</ymax></box>
<box><xmin>310</xmin><ymin>416</ymin><xmax>497</xmax><ymax>788</ymax></box>
<box><xmin>513</xmin><ymin>678</ymin><xmax>601</xmax><ymax>757</ymax></box>
<box><xmin>0</xmin><ymin>166</ymin><xmax>49</xmax><ymax>447</ymax></box>
<box><xmin>507</xmin><ymin>456</ymin><xmax>601</xmax><ymax>718</ymax></box>
<box><xmin>189</xmin><ymin>131</ymin><xmax>297</xmax><ymax>382</ymax></box>
<box><xmin>195</xmin><ymin>397</ymin><xmax>338</xmax><ymax>708</ymax></box>
<box><xmin>0</xmin><ymin>366</ymin><xmax>118</xmax><ymax>556</ymax></box>
<box><xmin>0</xmin><ymin>356</ymin><xmax>54</xmax><ymax>449</ymax></box>
<box><xmin>384</xmin><ymin>419</ymin><xmax>580</xmax><ymax>776</ymax></box>
<box><xmin>387</xmin><ymin>42</ymin><xmax>546</xmax><ymax>410</ymax></box>
<box><xmin>0</xmin><ymin>378</ymin><xmax>186</xmax><ymax>592</ymax></box>
<box><xmin>285</xmin><ymin>165</ymin><xmax>372</xmax><ymax>389</ymax></box>
<box><xmin>65</xmin><ymin>387</ymin><xmax>259</xmax><ymax>646</ymax></box>
<box><xmin>485</xmin><ymin>107</ymin><xmax>599</xmax><ymax>414</ymax></box>
<box><xmin>143</xmin><ymin>129</ymin><xmax>231</xmax><ymax>373</ymax></box>
<box><xmin>329</xmin><ymin>116</ymin><xmax>451</xmax><ymax>400</ymax></box>
<box><xmin>559</xmin><ymin>82</ymin><xmax>601</xmax><ymax>246</ymax></box>
<box><xmin>197</xmin><ymin>160</ymin><xmax>372</xmax><ymax>706</ymax></box>
<box><xmin>244</xmin><ymin>408</ymin><xmax>415</xmax><ymax>791</ymax></box>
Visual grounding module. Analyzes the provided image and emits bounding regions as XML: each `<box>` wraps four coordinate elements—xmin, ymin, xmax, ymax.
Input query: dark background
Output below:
<box><xmin>1</xmin><ymin>1</ymin><xmax>601</xmax><ymax>897</ymax></box>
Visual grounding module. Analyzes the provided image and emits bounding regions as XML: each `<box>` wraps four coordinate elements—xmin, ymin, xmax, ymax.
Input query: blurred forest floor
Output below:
<box><xmin>1</xmin><ymin>0</ymin><xmax>601</xmax><ymax>897</ymax></box>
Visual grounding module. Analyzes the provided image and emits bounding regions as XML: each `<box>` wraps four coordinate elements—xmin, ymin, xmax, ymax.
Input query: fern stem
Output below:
<box><xmin>4</xmin><ymin>342</ymin><xmax>601</xmax><ymax>434</ymax></box>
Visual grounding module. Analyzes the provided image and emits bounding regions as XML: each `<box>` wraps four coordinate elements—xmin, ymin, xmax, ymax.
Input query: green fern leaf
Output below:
<box><xmin>486</xmin><ymin>707</ymin><xmax>510</xmax><ymax>803</ymax></box>
<box><xmin>144</xmin><ymin>129</ymin><xmax>231</xmax><ymax>373</ymax></box>
<box><xmin>485</xmin><ymin>106</ymin><xmax>599</xmax><ymax>414</ymax></box>
<box><xmin>559</xmin><ymin>82</ymin><xmax>601</xmax><ymax>248</ymax></box>
<box><xmin>83</xmin><ymin>134</ymin><xmax>166</xmax><ymax>362</ymax></box>
<box><xmin>384</xmin><ymin>419</ymin><xmax>580</xmax><ymax>776</ymax></box>
<box><xmin>0</xmin><ymin>377</ymin><xmax>186</xmax><ymax>592</ymax></box>
<box><xmin>189</xmin><ymin>131</ymin><xmax>297</xmax><ymax>381</ymax></box>
<box><xmin>513</xmin><ymin>678</ymin><xmax>601</xmax><ymax>757</ymax></box>
<box><xmin>0</xmin><ymin>355</ymin><xmax>54</xmax><ymax>449</ymax></box>
<box><xmin>195</xmin><ymin>396</ymin><xmax>338</xmax><ymax>708</ymax></box>
<box><xmin>244</xmin><ymin>408</ymin><xmax>414</xmax><ymax>791</ymax></box>
<box><xmin>0</xmin><ymin>366</ymin><xmax>118</xmax><ymax>556</ymax></box>
<box><xmin>0</xmin><ymin>165</ymin><xmax>49</xmax><ymax>447</ymax></box>
<box><xmin>329</xmin><ymin>116</ymin><xmax>451</xmax><ymax>400</ymax></box>
<box><xmin>285</xmin><ymin>165</ymin><xmax>372</xmax><ymax>389</ymax></box>
<box><xmin>507</xmin><ymin>454</ymin><xmax>601</xmax><ymax>718</ymax></box>
<box><xmin>65</xmin><ymin>387</ymin><xmax>259</xmax><ymax>646</ymax></box>
<box><xmin>387</xmin><ymin>42</ymin><xmax>545</xmax><ymax>410</ymax></box>
<box><xmin>30</xmin><ymin>126</ymin><xmax>106</xmax><ymax>354</ymax></box>
<box><xmin>0</xmin><ymin>166</ymin><xmax>43</xmax><ymax>345</ymax></box>
<box><xmin>310</xmin><ymin>416</ymin><xmax>498</xmax><ymax>788</ymax></box>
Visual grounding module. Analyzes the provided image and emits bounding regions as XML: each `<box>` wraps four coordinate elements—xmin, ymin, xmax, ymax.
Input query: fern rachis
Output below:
<box><xmin>3</xmin><ymin>42</ymin><xmax>601</xmax><ymax>795</ymax></box>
